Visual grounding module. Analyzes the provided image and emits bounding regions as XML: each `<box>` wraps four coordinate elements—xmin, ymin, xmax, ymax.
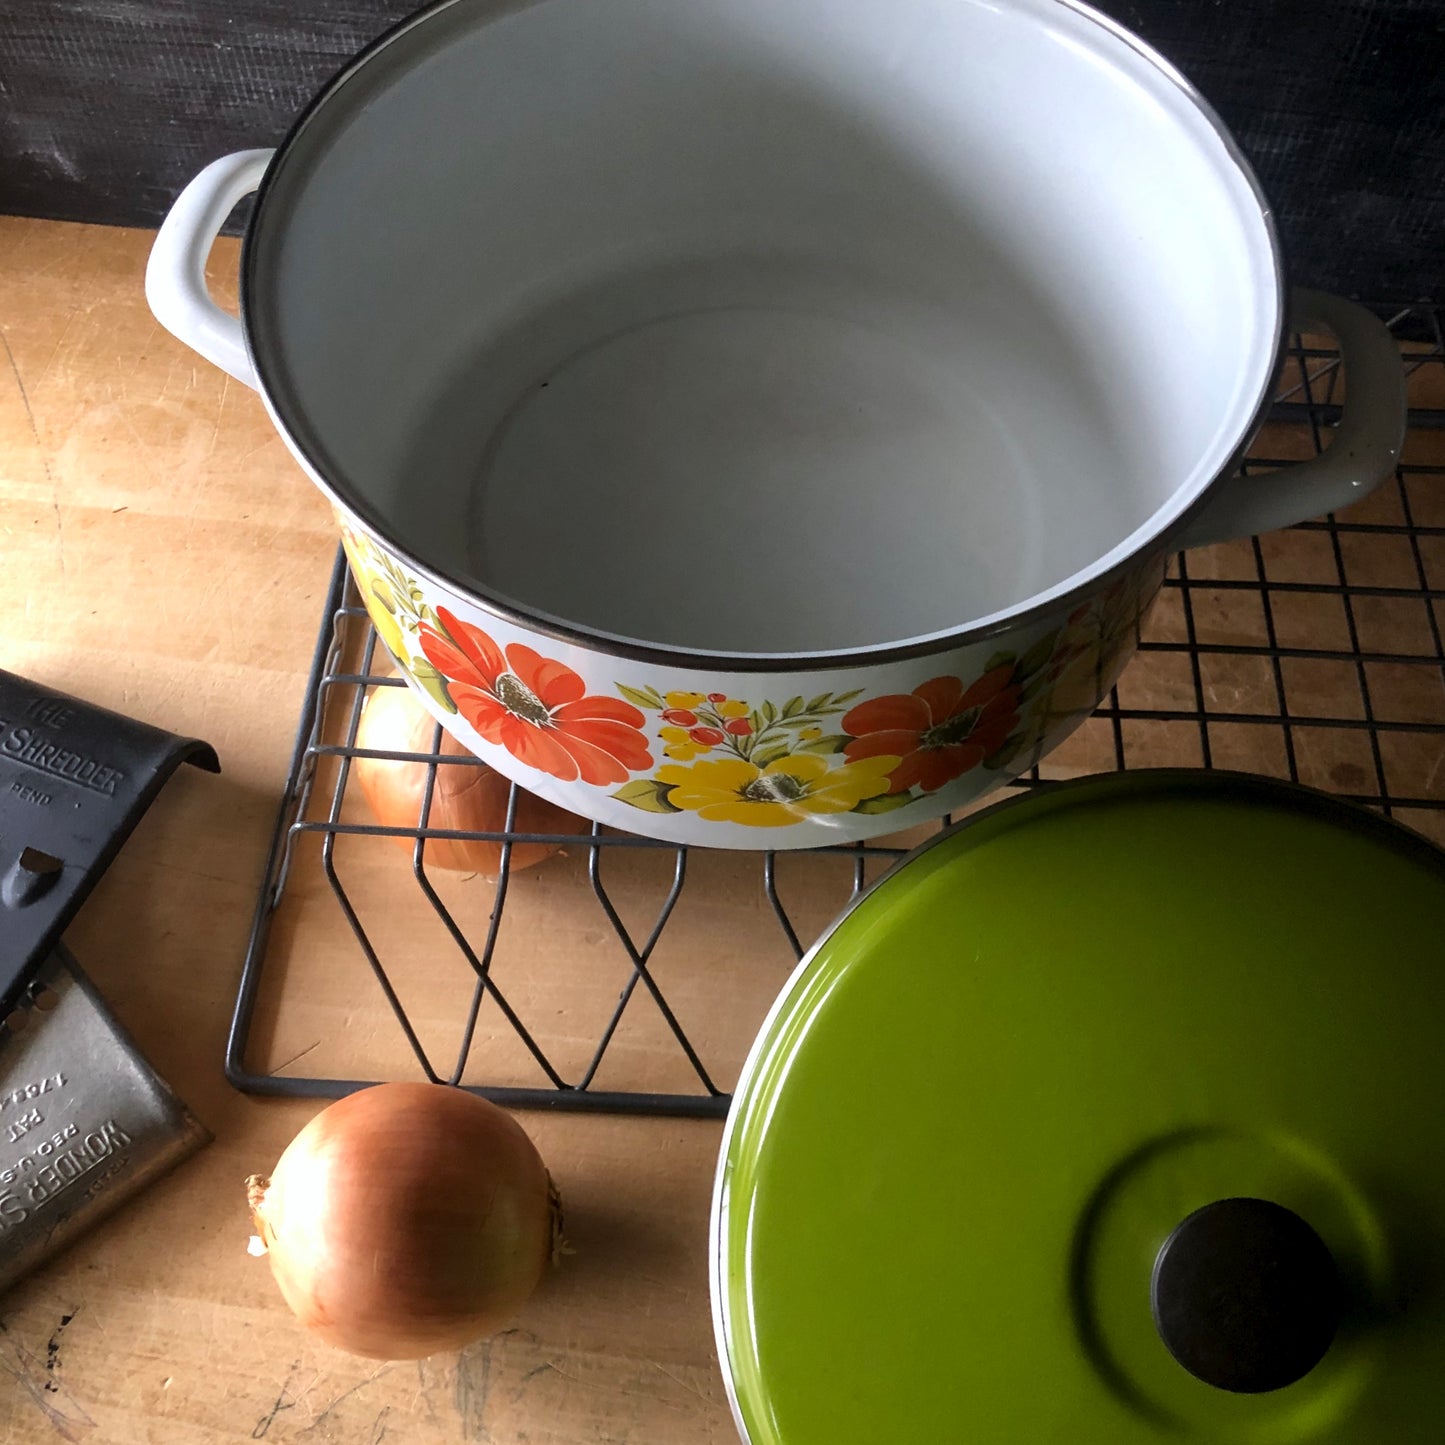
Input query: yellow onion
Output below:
<box><xmin>247</xmin><ymin>1083</ymin><xmax>561</xmax><ymax>1359</ymax></box>
<box><xmin>354</xmin><ymin>683</ymin><xmax>588</xmax><ymax>873</ymax></box>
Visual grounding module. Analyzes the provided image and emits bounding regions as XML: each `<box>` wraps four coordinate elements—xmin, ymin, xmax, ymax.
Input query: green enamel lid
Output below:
<box><xmin>712</xmin><ymin>772</ymin><xmax>1445</xmax><ymax>1444</ymax></box>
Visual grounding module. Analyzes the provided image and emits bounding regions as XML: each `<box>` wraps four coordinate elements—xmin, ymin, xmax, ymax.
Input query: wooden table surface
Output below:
<box><xmin>3</xmin><ymin>217</ymin><xmax>1441</xmax><ymax>1445</ymax></box>
<box><xmin>0</xmin><ymin>217</ymin><xmax>741</xmax><ymax>1445</ymax></box>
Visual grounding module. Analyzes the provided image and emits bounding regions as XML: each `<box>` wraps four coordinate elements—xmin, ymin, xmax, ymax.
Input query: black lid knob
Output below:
<box><xmin>1150</xmin><ymin>1197</ymin><xmax>1340</xmax><ymax>1394</ymax></box>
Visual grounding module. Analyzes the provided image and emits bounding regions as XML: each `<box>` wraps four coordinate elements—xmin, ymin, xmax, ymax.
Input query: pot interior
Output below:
<box><xmin>248</xmin><ymin>0</ymin><xmax>1278</xmax><ymax>658</ymax></box>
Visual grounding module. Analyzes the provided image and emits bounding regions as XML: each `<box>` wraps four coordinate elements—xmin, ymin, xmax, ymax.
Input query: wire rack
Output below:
<box><xmin>228</xmin><ymin>303</ymin><xmax>1445</xmax><ymax>1117</ymax></box>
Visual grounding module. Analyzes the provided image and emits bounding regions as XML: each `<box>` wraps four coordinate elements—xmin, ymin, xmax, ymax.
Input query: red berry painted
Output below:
<box><xmin>689</xmin><ymin>726</ymin><xmax>726</xmax><ymax>745</ymax></box>
<box><xmin>661</xmin><ymin>708</ymin><xmax>699</xmax><ymax>727</ymax></box>
<box><xmin>724</xmin><ymin>717</ymin><xmax>753</xmax><ymax>736</ymax></box>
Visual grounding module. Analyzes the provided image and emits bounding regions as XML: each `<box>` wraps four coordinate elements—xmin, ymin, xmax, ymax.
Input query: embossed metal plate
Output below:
<box><xmin>0</xmin><ymin>945</ymin><xmax>210</xmax><ymax>1294</ymax></box>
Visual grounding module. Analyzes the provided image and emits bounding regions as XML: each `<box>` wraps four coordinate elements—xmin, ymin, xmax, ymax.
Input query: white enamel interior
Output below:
<box><xmin>251</xmin><ymin>0</ymin><xmax>1278</xmax><ymax>658</ymax></box>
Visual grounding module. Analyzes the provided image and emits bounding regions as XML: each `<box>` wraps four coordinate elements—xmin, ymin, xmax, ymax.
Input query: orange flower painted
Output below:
<box><xmin>418</xmin><ymin>608</ymin><xmax>653</xmax><ymax>785</ymax></box>
<box><xmin>841</xmin><ymin>666</ymin><xmax>1022</xmax><ymax>793</ymax></box>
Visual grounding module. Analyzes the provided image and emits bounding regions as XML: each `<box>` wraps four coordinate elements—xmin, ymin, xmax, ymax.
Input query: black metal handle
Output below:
<box><xmin>0</xmin><ymin>670</ymin><xmax>219</xmax><ymax>1017</ymax></box>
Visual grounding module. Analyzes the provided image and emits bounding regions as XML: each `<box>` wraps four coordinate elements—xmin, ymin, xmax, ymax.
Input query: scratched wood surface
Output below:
<box><xmin>0</xmin><ymin>217</ymin><xmax>736</xmax><ymax>1444</ymax></box>
<box><xmin>1</xmin><ymin>219</ymin><xmax>1441</xmax><ymax>1445</ymax></box>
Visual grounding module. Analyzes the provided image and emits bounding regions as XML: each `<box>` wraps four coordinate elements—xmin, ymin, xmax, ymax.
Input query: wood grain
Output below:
<box><xmin>1</xmin><ymin>216</ymin><xmax>1440</xmax><ymax>1443</ymax></box>
<box><xmin>0</xmin><ymin>216</ymin><xmax>737</xmax><ymax>1444</ymax></box>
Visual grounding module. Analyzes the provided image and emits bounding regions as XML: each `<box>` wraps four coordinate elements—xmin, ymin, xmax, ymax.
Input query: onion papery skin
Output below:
<box><xmin>249</xmin><ymin>1083</ymin><xmax>557</xmax><ymax>1360</ymax></box>
<box><xmin>354</xmin><ymin>684</ymin><xmax>588</xmax><ymax>875</ymax></box>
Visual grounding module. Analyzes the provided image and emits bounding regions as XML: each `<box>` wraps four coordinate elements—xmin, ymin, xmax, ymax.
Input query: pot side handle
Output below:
<box><xmin>1177</xmin><ymin>290</ymin><xmax>1405</xmax><ymax>550</ymax></box>
<box><xmin>145</xmin><ymin>150</ymin><xmax>275</xmax><ymax>389</ymax></box>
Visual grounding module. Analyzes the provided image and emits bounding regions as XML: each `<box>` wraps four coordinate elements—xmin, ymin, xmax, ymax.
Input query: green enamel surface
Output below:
<box><xmin>718</xmin><ymin>775</ymin><xmax>1445</xmax><ymax>1444</ymax></box>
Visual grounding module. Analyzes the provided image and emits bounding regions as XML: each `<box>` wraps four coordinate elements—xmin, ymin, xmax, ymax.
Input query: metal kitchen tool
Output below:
<box><xmin>713</xmin><ymin>771</ymin><xmax>1445</xmax><ymax>1444</ymax></box>
<box><xmin>0</xmin><ymin>669</ymin><xmax>218</xmax><ymax>1292</ymax></box>
<box><xmin>0</xmin><ymin>944</ymin><xmax>211</xmax><ymax>1294</ymax></box>
<box><xmin>0</xmin><ymin>667</ymin><xmax>219</xmax><ymax>1017</ymax></box>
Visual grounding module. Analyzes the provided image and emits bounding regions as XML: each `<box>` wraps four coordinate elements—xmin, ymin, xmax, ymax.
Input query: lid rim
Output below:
<box><xmin>710</xmin><ymin>768</ymin><xmax>1445</xmax><ymax>1444</ymax></box>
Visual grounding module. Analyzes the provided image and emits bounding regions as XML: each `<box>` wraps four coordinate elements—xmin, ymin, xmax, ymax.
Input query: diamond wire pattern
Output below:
<box><xmin>228</xmin><ymin>305</ymin><xmax>1445</xmax><ymax>1116</ymax></box>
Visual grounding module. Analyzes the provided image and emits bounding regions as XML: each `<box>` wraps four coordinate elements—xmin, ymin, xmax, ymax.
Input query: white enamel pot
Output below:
<box><xmin>147</xmin><ymin>0</ymin><xmax>1405</xmax><ymax>849</ymax></box>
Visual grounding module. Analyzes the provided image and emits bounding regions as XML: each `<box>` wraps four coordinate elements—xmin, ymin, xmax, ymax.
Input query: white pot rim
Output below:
<box><xmin>238</xmin><ymin>0</ymin><xmax>1286</xmax><ymax>674</ymax></box>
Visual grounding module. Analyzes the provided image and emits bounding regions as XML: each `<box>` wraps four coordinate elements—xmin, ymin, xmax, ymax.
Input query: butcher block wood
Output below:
<box><xmin>0</xmin><ymin>217</ymin><xmax>738</xmax><ymax>1445</ymax></box>
<box><xmin>1</xmin><ymin>217</ymin><xmax>1441</xmax><ymax>1444</ymax></box>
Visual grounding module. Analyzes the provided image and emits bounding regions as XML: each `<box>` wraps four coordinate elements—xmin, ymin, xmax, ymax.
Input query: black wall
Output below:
<box><xmin>2</xmin><ymin>0</ymin><xmax>1442</xmax><ymax>298</ymax></box>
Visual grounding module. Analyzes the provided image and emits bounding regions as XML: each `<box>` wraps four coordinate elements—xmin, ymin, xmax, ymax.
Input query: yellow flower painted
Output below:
<box><xmin>660</xmin><ymin>725</ymin><xmax>710</xmax><ymax>761</ymax></box>
<box><xmin>718</xmin><ymin>699</ymin><xmax>750</xmax><ymax>719</ymax></box>
<box><xmin>655</xmin><ymin>753</ymin><xmax>899</xmax><ymax>827</ymax></box>
<box><xmin>340</xmin><ymin>529</ymin><xmax>407</xmax><ymax>662</ymax></box>
<box><xmin>664</xmin><ymin>690</ymin><xmax>706</xmax><ymax>709</ymax></box>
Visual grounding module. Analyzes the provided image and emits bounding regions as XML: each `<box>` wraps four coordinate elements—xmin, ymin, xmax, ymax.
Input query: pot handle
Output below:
<box><xmin>1177</xmin><ymin>289</ymin><xmax>1405</xmax><ymax>550</ymax></box>
<box><xmin>145</xmin><ymin>149</ymin><xmax>274</xmax><ymax>389</ymax></box>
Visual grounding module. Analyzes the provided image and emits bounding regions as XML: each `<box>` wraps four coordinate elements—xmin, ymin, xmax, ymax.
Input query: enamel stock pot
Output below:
<box><xmin>147</xmin><ymin>0</ymin><xmax>1405</xmax><ymax>848</ymax></box>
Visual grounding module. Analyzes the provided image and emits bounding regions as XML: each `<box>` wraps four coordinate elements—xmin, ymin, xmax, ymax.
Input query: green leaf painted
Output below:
<box><xmin>1017</xmin><ymin>634</ymin><xmax>1058</xmax><ymax>680</ymax></box>
<box><xmin>363</xmin><ymin>596</ymin><xmax>408</xmax><ymax>663</ymax></box>
<box><xmin>852</xmin><ymin>791</ymin><xmax>914</xmax><ymax>815</ymax></box>
<box><xmin>796</xmin><ymin>734</ymin><xmax>849</xmax><ymax>755</ymax></box>
<box><xmin>1020</xmin><ymin>667</ymin><xmax>1063</xmax><ymax>703</ymax></box>
<box><xmin>759</xmin><ymin>700</ymin><xmax>779</xmax><ymax>728</ymax></box>
<box><xmin>751</xmin><ymin>742</ymin><xmax>793</xmax><ymax>767</ymax></box>
<box><xmin>833</xmin><ymin>689</ymin><xmax>866</xmax><ymax>704</ymax></box>
<box><xmin>370</xmin><ymin>578</ymin><xmax>399</xmax><ymax>615</ymax></box>
<box><xmin>611</xmin><ymin>778</ymin><xmax>682</xmax><ymax>813</ymax></box>
<box><xmin>806</xmin><ymin>693</ymin><xmax>833</xmax><ymax>713</ymax></box>
<box><xmin>410</xmin><ymin>658</ymin><xmax>458</xmax><ymax>714</ymax></box>
<box><xmin>617</xmin><ymin>684</ymin><xmax>662</xmax><ymax>711</ymax></box>
<box><xmin>782</xmin><ymin>696</ymin><xmax>805</xmax><ymax>719</ymax></box>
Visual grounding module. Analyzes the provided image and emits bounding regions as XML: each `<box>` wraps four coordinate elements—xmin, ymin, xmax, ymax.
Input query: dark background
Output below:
<box><xmin>2</xmin><ymin>0</ymin><xmax>1442</xmax><ymax>298</ymax></box>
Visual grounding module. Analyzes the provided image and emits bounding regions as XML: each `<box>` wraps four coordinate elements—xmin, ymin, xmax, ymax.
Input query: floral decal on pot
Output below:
<box><xmin>607</xmin><ymin>686</ymin><xmax>899</xmax><ymax>822</ymax></box>
<box><xmin>619</xmin><ymin>688</ymin><xmax>866</xmax><ymax>763</ymax></box>
<box><xmin>839</xmin><ymin>666</ymin><xmax>1022</xmax><ymax>794</ymax></box>
<box><xmin>651</xmin><ymin>754</ymin><xmax>899</xmax><ymax>827</ymax></box>
<box><xmin>338</xmin><ymin>519</ymin><xmax>1155</xmax><ymax>832</ymax></box>
<box><xmin>1047</xmin><ymin>575</ymin><xmax>1148</xmax><ymax>717</ymax></box>
<box><xmin>418</xmin><ymin>609</ymin><xmax>653</xmax><ymax>786</ymax></box>
<box><xmin>339</xmin><ymin>524</ymin><xmax>458</xmax><ymax>715</ymax></box>
<box><xmin>999</xmin><ymin>571</ymin><xmax>1156</xmax><ymax>769</ymax></box>
<box><xmin>608</xmin><ymin>654</ymin><xmax>1058</xmax><ymax>826</ymax></box>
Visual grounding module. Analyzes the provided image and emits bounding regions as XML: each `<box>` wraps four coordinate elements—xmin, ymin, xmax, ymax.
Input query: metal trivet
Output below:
<box><xmin>229</xmin><ymin>304</ymin><xmax>1445</xmax><ymax>1117</ymax></box>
